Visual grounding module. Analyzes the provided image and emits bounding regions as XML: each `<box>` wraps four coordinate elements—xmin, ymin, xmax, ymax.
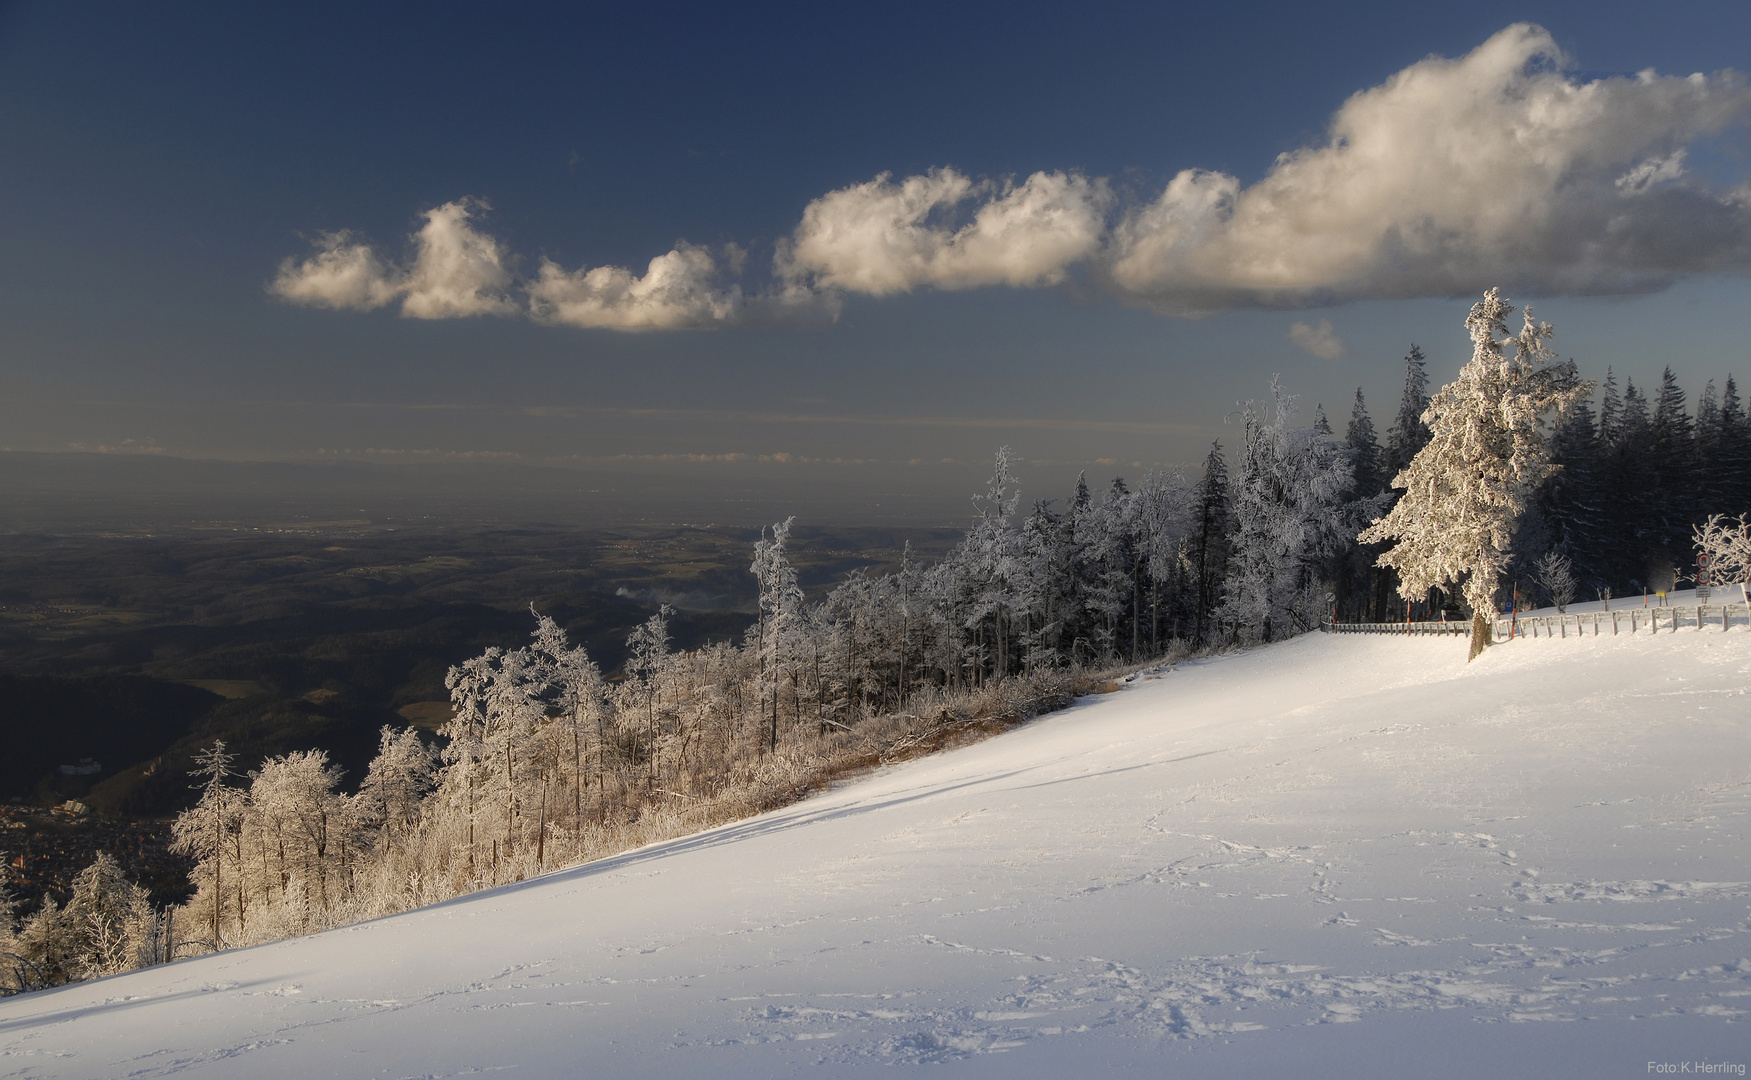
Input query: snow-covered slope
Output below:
<box><xmin>5</xmin><ymin>629</ymin><xmax>1749</xmax><ymax>1078</ymax></box>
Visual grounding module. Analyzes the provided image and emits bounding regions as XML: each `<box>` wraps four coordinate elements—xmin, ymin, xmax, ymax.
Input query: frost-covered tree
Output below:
<box><xmin>2</xmin><ymin>852</ymin><xmax>162</xmax><ymax>992</ymax></box>
<box><xmin>1016</xmin><ymin>498</ymin><xmax>1067</xmax><ymax>668</ymax></box>
<box><xmin>173</xmin><ymin>741</ymin><xmax>240</xmax><ymax>950</ymax></box>
<box><xmin>750</xmin><ymin>518</ymin><xmax>805</xmax><ymax>748</ymax></box>
<box><xmin>1361</xmin><ymin>289</ymin><xmax>1589</xmax><ymax>659</ymax></box>
<box><xmin>245</xmin><ymin>750</ymin><xmax>354</xmax><ymax>926</ymax></box>
<box><xmin>1081</xmin><ymin>478</ymin><xmax>1135</xmax><ymax>661</ymax></box>
<box><xmin>0</xmin><ymin>859</ymin><xmax>32</xmax><ymax>995</ymax></box>
<box><xmin>1131</xmin><ymin>468</ymin><xmax>1192</xmax><ymax>654</ymax></box>
<box><xmin>626</xmin><ymin>604</ymin><xmax>675</xmax><ymax>781</ymax></box>
<box><xmin>440</xmin><ymin>642</ymin><xmax>554</xmax><ymax>885</ymax></box>
<box><xmin>962</xmin><ymin>448</ymin><xmax>1022</xmax><ymax>681</ymax></box>
<box><xmin>64</xmin><ymin>853</ymin><xmax>157</xmax><ymax>978</ymax></box>
<box><xmin>1531</xmin><ymin>550</ymin><xmax>1577</xmax><ymax>613</ymax></box>
<box><xmin>1218</xmin><ymin>377</ymin><xmax>1354</xmax><ymax>644</ymax></box>
<box><xmin>528</xmin><ymin>613</ymin><xmax>605</xmax><ymax>826</ymax></box>
<box><xmin>1694</xmin><ymin>513</ymin><xmax>1751</xmax><ymax>603</ymax></box>
<box><xmin>358</xmin><ymin>726</ymin><xmax>436</xmax><ymax>849</ymax></box>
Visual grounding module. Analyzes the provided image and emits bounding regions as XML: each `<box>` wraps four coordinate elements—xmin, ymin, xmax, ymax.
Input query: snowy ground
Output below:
<box><xmin>4</xmin><ymin>627</ymin><xmax>1749</xmax><ymax>1079</ymax></box>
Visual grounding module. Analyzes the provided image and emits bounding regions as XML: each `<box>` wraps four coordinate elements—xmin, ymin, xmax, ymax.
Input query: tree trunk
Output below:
<box><xmin>1468</xmin><ymin>610</ymin><xmax>1491</xmax><ymax>661</ymax></box>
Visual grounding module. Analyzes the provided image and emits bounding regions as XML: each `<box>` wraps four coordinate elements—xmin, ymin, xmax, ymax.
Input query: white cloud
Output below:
<box><xmin>271</xmin><ymin>199</ymin><xmax>514</xmax><ymax>319</ymax></box>
<box><xmin>398</xmin><ymin>200</ymin><xmax>516</xmax><ymax>318</ymax></box>
<box><xmin>269</xmin><ymin>231</ymin><xmax>400</xmax><ymax>311</ymax></box>
<box><xmin>1106</xmin><ymin>23</ymin><xmax>1751</xmax><ymax>311</ymax></box>
<box><xmin>1287</xmin><ymin>319</ymin><xmax>1344</xmax><ymax>359</ymax></box>
<box><xmin>780</xmin><ymin>168</ymin><xmax>1110</xmax><ymax>295</ymax></box>
<box><xmin>527</xmin><ymin>243</ymin><xmax>742</xmax><ymax>330</ymax></box>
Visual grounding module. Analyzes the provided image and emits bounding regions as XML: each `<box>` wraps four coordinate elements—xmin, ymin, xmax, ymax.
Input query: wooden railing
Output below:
<box><xmin>1325</xmin><ymin>620</ymin><xmax>1468</xmax><ymax>635</ymax></box>
<box><xmin>1325</xmin><ymin>604</ymin><xmax>1751</xmax><ymax>638</ymax></box>
<box><xmin>1494</xmin><ymin>604</ymin><xmax>1750</xmax><ymax>640</ymax></box>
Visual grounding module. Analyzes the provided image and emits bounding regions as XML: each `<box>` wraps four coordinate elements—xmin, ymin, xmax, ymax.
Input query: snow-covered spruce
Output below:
<box><xmin>1215</xmin><ymin>377</ymin><xmax>1375</xmax><ymax>645</ymax></box>
<box><xmin>1361</xmin><ymin>289</ymin><xmax>1590</xmax><ymax>659</ymax></box>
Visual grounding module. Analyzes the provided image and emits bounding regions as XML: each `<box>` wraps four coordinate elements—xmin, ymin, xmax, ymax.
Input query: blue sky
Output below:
<box><xmin>2</xmin><ymin>0</ymin><xmax>1749</xmax><ymax>513</ymax></box>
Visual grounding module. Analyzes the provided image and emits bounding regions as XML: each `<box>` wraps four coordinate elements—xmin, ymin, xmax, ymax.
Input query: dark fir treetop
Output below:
<box><xmin>1345</xmin><ymin>388</ymin><xmax>1384</xmax><ymax>499</ymax></box>
<box><xmin>1720</xmin><ymin>376</ymin><xmax>1751</xmax><ymax>512</ymax></box>
<box><xmin>1189</xmin><ymin>441</ymin><xmax>1231</xmax><ymax>645</ymax></box>
<box><xmin>1384</xmin><ymin>344</ymin><xmax>1431</xmax><ymax>477</ymax></box>
<box><xmin>1597</xmin><ymin>367</ymin><xmax>1621</xmax><ymax>447</ymax></box>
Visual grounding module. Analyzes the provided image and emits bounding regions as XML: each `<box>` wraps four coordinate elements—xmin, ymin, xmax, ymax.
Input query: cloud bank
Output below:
<box><xmin>527</xmin><ymin>243</ymin><xmax>743</xmax><ymax>330</ymax></box>
<box><xmin>271</xmin><ymin>200</ymin><xmax>516</xmax><ymax>318</ymax></box>
<box><xmin>273</xmin><ymin>201</ymin><xmax>744</xmax><ymax>330</ymax></box>
<box><xmin>272</xmin><ymin>24</ymin><xmax>1751</xmax><ymax>331</ymax></box>
<box><xmin>1104</xmin><ymin>23</ymin><xmax>1751</xmax><ymax>311</ymax></box>
<box><xmin>777</xmin><ymin>168</ymin><xmax>1110</xmax><ymax>295</ymax></box>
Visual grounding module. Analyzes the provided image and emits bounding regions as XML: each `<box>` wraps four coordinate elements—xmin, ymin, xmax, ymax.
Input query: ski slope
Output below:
<box><xmin>4</xmin><ymin>626</ymin><xmax>1749</xmax><ymax>1078</ymax></box>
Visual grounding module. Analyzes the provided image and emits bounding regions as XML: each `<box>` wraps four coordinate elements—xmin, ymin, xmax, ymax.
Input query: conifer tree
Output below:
<box><xmin>173</xmin><ymin>742</ymin><xmax>239</xmax><ymax>950</ymax></box>
<box><xmin>1017</xmin><ymin>498</ymin><xmax>1066</xmax><ymax>667</ymax></box>
<box><xmin>1361</xmin><ymin>290</ymin><xmax>1589</xmax><ymax>660</ymax></box>
<box><xmin>964</xmin><ymin>448</ymin><xmax>1021</xmax><ymax>680</ymax></box>
<box><xmin>750</xmin><ymin>518</ymin><xmax>803</xmax><ymax>748</ymax></box>
<box><xmin>1384</xmin><ymin>345</ymin><xmax>1431</xmax><ymax>477</ymax></box>
<box><xmin>1345</xmin><ymin>389</ymin><xmax>1384</xmax><ymax>499</ymax></box>
<box><xmin>1604</xmin><ymin>378</ymin><xmax>1658</xmax><ymax>585</ymax></box>
<box><xmin>1650</xmin><ymin>366</ymin><xmax>1698</xmax><ymax>558</ymax></box>
<box><xmin>1058</xmin><ymin>473</ymin><xmax>1098</xmax><ymax>663</ymax></box>
<box><xmin>1131</xmin><ymin>468</ymin><xmax>1192</xmax><ymax>654</ymax></box>
<box><xmin>1188</xmin><ymin>442</ymin><xmax>1230</xmax><ymax>646</ymax></box>
<box><xmin>64</xmin><ymin>853</ymin><xmax>155</xmax><ymax>978</ymax></box>
<box><xmin>626</xmin><ymin>604</ymin><xmax>675</xmax><ymax>780</ymax></box>
<box><xmin>1720</xmin><ymin>375</ymin><xmax>1751</xmax><ymax>512</ymax></box>
<box><xmin>1219</xmin><ymin>378</ymin><xmax>1353</xmax><ymax>644</ymax></box>
<box><xmin>357</xmin><ymin>727</ymin><xmax>435</xmax><ymax>850</ymax></box>
<box><xmin>1539</xmin><ymin>391</ymin><xmax>1603</xmax><ymax>583</ymax></box>
<box><xmin>1341</xmin><ymin>390</ymin><xmax>1388</xmax><ymax>619</ymax></box>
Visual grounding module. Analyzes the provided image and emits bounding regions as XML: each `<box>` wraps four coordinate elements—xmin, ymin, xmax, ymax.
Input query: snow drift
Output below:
<box><xmin>3</xmin><ymin>627</ymin><xmax>1748</xmax><ymax>1078</ymax></box>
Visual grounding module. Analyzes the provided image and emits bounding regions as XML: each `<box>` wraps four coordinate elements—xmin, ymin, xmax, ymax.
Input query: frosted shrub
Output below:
<box><xmin>1694</xmin><ymin>514</ymin><xmax>1751</xmax><ymax>603</ymax></box>
<box><xmin>1532</xmin><ymin>551</ymin><xmax>1577</xmax><ymax>613</ymax></box>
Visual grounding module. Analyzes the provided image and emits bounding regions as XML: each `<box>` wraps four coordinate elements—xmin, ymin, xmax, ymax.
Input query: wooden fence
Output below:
<box><xmin>1493</xmin><ymin>604</ymin><xmax>1749</xmax><ymax>640</ymax></box>
<box><xmin>1325</xmin><ymin>604</ymin><xmax>1750</xmax><ymax>638</ymax></box>
<box><xmin>1325</xmin><ymin>620</ymin><xmax>1468</xmax><ymax>636</ymax></box>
